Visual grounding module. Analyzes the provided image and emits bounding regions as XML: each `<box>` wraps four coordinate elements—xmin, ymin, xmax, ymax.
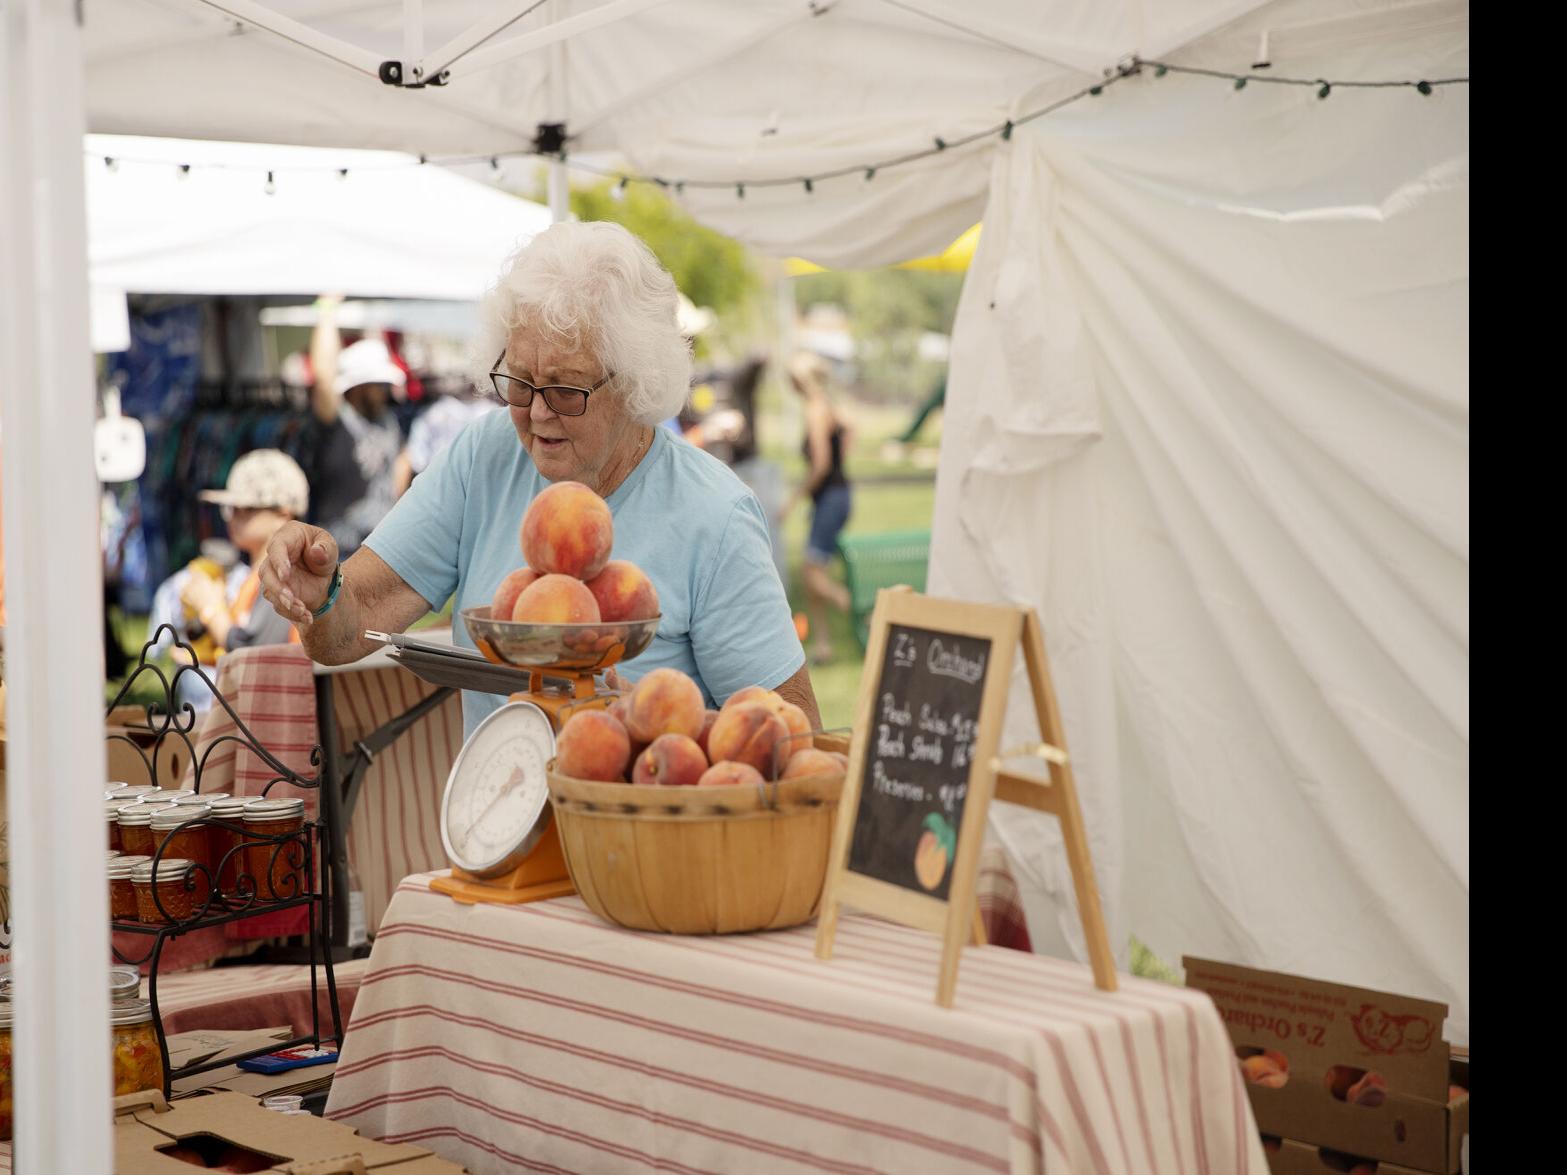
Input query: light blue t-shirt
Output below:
<box><xmin>364</xmin><ymin>412</ymin><xmax>805</xmax><ymax>740</ymax></box>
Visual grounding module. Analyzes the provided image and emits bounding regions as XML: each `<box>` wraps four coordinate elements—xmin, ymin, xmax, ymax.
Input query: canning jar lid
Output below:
<box><xmin>108</xmin><ymin>849</ymin><xmax>123</xmax><ymax>861</ymax></box>
<box><xmin>151</xmin><ymin>803</ymin><xmax>211</xmax><ymax>830</ymax></box>
<box><xmin>109</xmin><ymin>967</ymin><xmax>141</xmax><ymax>1001</ymax></box>
<box><xmin>159</xmin><ymin>789</ymin><xmax>198</xmax><ymax>800</ymax></box>
<box><xmin>117</xmin><ymin>807</ymin><xmax>154</xmax><ymax>827</ymax></box>
<box><xmin>244</xmin><ymin>798</ymin><xmax>306</xmax><ymax>822</ymax></box>
<box><xmin>175</xmin><ymin>792</ymin><xmax>227</xmax><ymax>805</ymax></box>
<box><xmin>116</xmin><ymin>785</ymin><xmax>160</xmax><ymax>798</ymax></box>
<box><xmin>208</xmin><ymin>796</ymin><xmax>248</xmax><ymax>815</ymax></box>
<box><xmin>134</xmin><ymin>796</ymin><xmax>178</xmax><ymax>809</ymax></box>
<box><xmin>129</xmin><ymin>858</ymin><xmax>195</xmax><ymax>884</ymax></box>
<box><xmin>109</xmin><ymin>855</ymin><xmax>151</xmax><ymax>879</ymax></box>
<box><xmin>109</xmin><ymin>998</ymin><xmax>154</xmax><ymax>1026</ymax></box>
<box><xmin>106</xmin><ymin>781</ymin><xmax>131</xmax><ymax>792</ymax></box>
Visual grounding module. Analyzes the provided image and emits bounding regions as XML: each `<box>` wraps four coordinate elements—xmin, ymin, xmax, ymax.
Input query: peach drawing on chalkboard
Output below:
<box><xmin>915</xmin><ymin>812</ymin><xmax>957</xmax><ymax>891</ymax></box>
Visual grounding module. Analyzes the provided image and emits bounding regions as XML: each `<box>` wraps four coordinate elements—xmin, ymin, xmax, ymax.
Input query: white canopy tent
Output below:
<box><xmin>1</xmin><ymin>0</ymin><xmax>1467</xmax><ymax>1162</ymax></box>
<box><xmin>86</xmin><ymin>134</ymin><xmax>553</xmax><ymax>300</ymax></box>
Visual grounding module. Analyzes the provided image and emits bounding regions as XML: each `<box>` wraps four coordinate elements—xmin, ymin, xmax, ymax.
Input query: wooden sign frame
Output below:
<box><xmin>814</xmin><ymin>587</ymin><xmax>1117</xmax><ymax>1005</ymax></box>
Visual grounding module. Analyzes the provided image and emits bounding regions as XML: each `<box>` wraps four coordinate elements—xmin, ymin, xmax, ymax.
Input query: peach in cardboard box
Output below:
<box><xmin>1185</xmin><ymin>957</ymin><xmax>1469</xmax><ymax>1174</ymax></box>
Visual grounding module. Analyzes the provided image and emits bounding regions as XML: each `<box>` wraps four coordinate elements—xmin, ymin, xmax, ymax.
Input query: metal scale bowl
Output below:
<box><xmin>423</xmin><ymin>608</ymin><xmax>660</xmax><ymax>906</ymax></box>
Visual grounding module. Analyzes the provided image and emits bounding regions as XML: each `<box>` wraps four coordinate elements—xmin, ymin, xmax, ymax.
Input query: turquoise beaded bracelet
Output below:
<box><xmin>312</xmin><ymin>564</ymin><xmax>344</xmax><ymax>620</ymax></box>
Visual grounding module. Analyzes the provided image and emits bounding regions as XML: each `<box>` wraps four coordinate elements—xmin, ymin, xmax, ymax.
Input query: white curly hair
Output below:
<box><xmin>472</xmin><ymin>221</ymin><xmax>692</xmax><ymax>425</ymax></box>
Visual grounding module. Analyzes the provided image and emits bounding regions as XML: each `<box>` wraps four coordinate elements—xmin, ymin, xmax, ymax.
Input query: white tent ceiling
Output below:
<box><xmin>70</xmin><ymin>0</ymin><xmax>1467</xmax><ymax>1039</ymax></box>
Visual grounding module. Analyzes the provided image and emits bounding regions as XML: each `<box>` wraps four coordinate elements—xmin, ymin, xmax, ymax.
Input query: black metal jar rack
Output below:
<box><xmin>107</xmin><ymin>625</ymin><xmax>342</xmax><ymax>1098</ymax></box>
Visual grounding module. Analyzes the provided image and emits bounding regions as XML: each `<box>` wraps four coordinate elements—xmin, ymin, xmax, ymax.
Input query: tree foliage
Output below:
<box><xmin>569</xmin><ymin>179</ymin><xmax>761</xmax><ymax>318</ymax></box>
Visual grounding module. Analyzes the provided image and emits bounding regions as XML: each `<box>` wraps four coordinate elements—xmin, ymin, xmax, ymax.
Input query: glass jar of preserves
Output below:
<box><xmin>111</xmin><ymin>999</ymin><xmax>164</xmax><ymax>1096</ymax></box>
<box><xmin>131</xmin><ymin>858</ymin><xmax>199</xmax><ymax>924</ymax></box>
<box><xmin>109</xmin><ymin>855</ymin><xmax>149</xmax><ymax>921</ymax></box>
<box><xmin>115</xmin><ymin>785</ymin><xmax>160</xmax><ymax>802</ymax></box>
<box><xmin>109</xmin><ymin>966</ymin><xmax>142</xmax><ymax>1005</ymax></box>
<box><xmin>152</xmin><ymin>803</ymin><xmax>214</xmax><ymax>876</ymax></box>
<box><xmin>117</xmin><ymin>805</ymin><xmax>156</xmax><ymax>858</ymax></box>
<box><xmin>208</xmin><ymin>796</ymin><xmax>249</xmax><ymax>895</ymax></box>
<box><xmin>243</xmin><ymin>799</ymin><xmax>308</xmax><ymax>901</ymax></box>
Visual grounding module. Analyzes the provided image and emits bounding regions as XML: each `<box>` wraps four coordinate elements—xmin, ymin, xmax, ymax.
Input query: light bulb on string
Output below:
<box><xmin>105</xmin><ymin>157</ymin><xmax>118</xmax><ymax>172</ymax></box>
<box><xmin>265</xmin><ymin>170</ymin><xmax>277</xmax><ymax>195</ymax></box>
<box><xmin>177</xmin><ymin>164</ymin><xmax>191</xmax><ymax>179</ymax></box>
<box><xmin>337</xmin><ymin>168</ymin><xmax>349</xmax><ymax>181</ymax></box>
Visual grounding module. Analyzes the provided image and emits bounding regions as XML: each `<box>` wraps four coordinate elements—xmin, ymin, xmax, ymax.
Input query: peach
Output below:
<box><xmin>695</xmin><ymin>710</ymin><xmax>720</xmax><ymax>757</ymax></box>
<box><xmin>608</xmin><ymin>695</ymin><xmax>632</xmax><ymax>727</ymax></box>
<box><xmin>775</xmin><ymin>700</ymin><xmax>813</xmax><ymax>759</ymax></box>
<box><xmin>827</xmin><ymin>751</ymin><xmax>849</xmax><ymax>771</ymax></box>
<box><xmin>707</xmin><ymin>702</ymin><xmax>792</xmax><ymax>778</ymax></box>
<box><xmin>1346</xmin><ymin>1071</ymin><xmax>1386</xmax><ymax>1108</ymax></box>
<box><xmin>781</xmin><ymin>748</ymin><xmax>845</xmax><ymax>782</ymax></box>
<box><xmin>555</xmin><ymin>711</ymin><xmax>631</xmax><ymax>782</ymax></box>
<box><xmin>585</xmin><ymin>560</ymin><xmax>659</xmax><ymax>622</ymax></box>
<box><xmin>632</xmin><ymin>734</ymin><xmax>708</xmax><ymax>787</ymax></box>
<box><xmin>722</xmin><ymin>685</ymin><xmax>781</xmax><ymax>712</ymax></box>
<box><xmin>1324</xmin><ymin>1065</ymin><xmax>1367</xmax><ymax>1101</ymax></box>
<box><xmin>623</xmin><ymin>668</ymin><xmax>706</xmax><ymax>744</ymax></box>
<box><xmin>1448</xmin><ymin>1084</ymin><xmax>1467</xmax><ymax>1103</ymax></box>
<box><xmin>1240</xmin><ymin>1055</ymin><xmax>1288</xmax><ymax>1089</ymax></box>
<box><xmin>513</xmin><ymin>574</ymin><xmax>601</xmax><ymax>624</ymax></box>
<box><xmin>697</xmin><ymin>761</ymin><xmax>764</xmax><ymax>788</ymax></box>
<box><xmin>521</xmin><ymin>480</ymin><xmax>613</xmax><ymax>579</ymax></box>
<box><xmin>491</xmin><ymin>568</ymin><xmax>541</xmax><ymax>621</ymax></box>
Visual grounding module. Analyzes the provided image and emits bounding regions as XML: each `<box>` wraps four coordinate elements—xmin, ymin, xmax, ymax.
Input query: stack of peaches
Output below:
<box><xmin>491</xmin><ymin>481</ymin><xmax>659</xmax><ymax>625</ymax></box>
<box><xmin>556</xmin><ymin>669</ymin><xmax>849</xmax><ymax>788</ymax></box>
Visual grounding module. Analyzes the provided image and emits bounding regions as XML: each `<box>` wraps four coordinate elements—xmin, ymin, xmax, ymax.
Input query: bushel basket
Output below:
<box><xmin>547</xmin><ymin>734</ymin><xmax>847</xmax><ymax>934</ymax></box>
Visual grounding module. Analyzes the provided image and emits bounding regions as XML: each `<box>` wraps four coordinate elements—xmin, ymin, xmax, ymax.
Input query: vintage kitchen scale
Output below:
<box><xmin>366</xmin><ymin>608</ymin><xmax>660</xmax><ymax>906</ymax></box>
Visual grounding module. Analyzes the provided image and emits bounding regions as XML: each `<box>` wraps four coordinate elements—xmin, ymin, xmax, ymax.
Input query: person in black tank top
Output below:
<box><xmin>785</xmin><ymin>352</ymin><xmax>854</xmax><ymax>665</ymax></box>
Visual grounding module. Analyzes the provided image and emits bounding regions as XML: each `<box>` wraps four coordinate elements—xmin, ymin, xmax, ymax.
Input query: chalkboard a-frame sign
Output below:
<box><xmin>814</xmin><ymin>587</ymin><xmax>1118</xmax><ymax>1006</ymax></box>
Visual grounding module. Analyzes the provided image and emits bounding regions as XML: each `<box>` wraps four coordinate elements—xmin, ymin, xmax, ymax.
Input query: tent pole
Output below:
<box><xmin>0</xmin><ymin>0</ymin><xmax>114</xmax><ymax>1167</ymax></box>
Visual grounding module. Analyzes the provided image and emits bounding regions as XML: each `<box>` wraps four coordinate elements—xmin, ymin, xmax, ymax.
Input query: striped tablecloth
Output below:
<box><xmin>326</xmin><ymin>873</ymin><xmax>1265</xmax><ymax>1174</ymax></box>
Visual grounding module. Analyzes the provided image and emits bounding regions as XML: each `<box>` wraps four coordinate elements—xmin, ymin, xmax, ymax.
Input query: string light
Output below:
<box><xmin>264</xmin><ymin>170</ymin><xmax>276</xmax><ymax>195</ymax></box>
<box><xmin>83</xmin><ymin>59</ymin><xmax>1466</xmax><ymax>202</ymax></box>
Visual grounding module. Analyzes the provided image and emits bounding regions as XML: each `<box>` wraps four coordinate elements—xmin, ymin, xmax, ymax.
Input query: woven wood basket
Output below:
<box><xmin>546</xmin><ymin>734</ymin><xmax>848</xmax><ymax>934</ymax></box>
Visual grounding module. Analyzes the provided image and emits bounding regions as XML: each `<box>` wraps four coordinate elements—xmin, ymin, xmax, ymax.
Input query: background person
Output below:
<box><xmin>180</xmin><ymin>449</ymin><xmax>311</xmax><ymax>651</ymax></box>
<box><xmin>784</xmin><ymin>351</ymin><xmax>854</xmax><ymax>665</ymax></box>
<box><xmin>259</xmin><ymin>221</ymin><xmax>820</xmax><ymax>737</ymax></box>
<box><xmin>305</xmin><ymin>295</ymin><xmax>409</xmax><ymax>560</ymax></box>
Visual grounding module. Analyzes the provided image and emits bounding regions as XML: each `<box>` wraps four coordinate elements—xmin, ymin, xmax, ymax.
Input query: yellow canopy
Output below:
<box><xmin>785</xmin><ymin>222</ymin><xmax>980</xmax><ymax>276</ymax></box>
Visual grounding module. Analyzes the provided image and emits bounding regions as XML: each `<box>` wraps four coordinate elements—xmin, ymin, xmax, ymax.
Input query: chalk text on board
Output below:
<box><xmin>927</xmin><ymin>639</ymin><xmax>987</xmax><ymax>684</ymax></box>
<box><xmin>871</xmin><ymin>760</ymin><xmax>926</xmax><ymax>802</ymax></box>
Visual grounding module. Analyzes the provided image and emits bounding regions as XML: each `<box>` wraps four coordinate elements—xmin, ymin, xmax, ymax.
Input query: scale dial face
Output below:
<box><xmin>440</xmin><ymin>701</ymin><xmax>556</xmax><ymax>877</ymax></box>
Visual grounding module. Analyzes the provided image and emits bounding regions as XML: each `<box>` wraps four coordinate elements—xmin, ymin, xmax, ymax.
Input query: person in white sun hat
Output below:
<box><xmin>304</xmin><ymin>296</ymin><xmax>410</xmax><ymax>559</ymax></box>
<box><xmin>181</xmin><ymin>449</ymin><xmax>311</xmax><ymax>652</ymax></box>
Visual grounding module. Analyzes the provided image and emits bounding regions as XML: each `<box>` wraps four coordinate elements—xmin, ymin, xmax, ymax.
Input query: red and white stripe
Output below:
<box><xmin>326</xmin><ymin>874</ymin><xmax>1266</xmax><ymax>1175</ymax></box>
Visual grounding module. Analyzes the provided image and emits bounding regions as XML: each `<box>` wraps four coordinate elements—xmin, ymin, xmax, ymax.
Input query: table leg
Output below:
<box><xmin>314</xmin><ymin>674</ymin><xmax>352</xmax><ymax>950</ymax></box>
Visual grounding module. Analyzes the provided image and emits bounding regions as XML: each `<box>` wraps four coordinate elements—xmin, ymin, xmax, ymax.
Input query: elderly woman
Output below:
<box><xmin>260</xmin><ymin>222</ymin><xmax>818</xmax><ymax>736</ymax></box>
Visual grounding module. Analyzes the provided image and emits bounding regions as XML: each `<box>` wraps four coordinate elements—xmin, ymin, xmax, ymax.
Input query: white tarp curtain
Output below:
<box><xmin>86</xmin><ymin>135</ymin><xmax>552</xmax><ymax>300</ymax></box>
<box><xmin>79</xmin><ymin>0</ymin><xmax>1468</xmax><ymax>1035</ymax></box>
<box><xmin>622</xmin><ymin>1</ymin><xmax>1471</xmax><ymax>1040</ymax></box>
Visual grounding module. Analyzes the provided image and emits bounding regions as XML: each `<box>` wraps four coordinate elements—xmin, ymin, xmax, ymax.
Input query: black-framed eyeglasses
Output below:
<box><xmin>489</xmin><ymin>352</ymin><xmax>613</xmax><ymax>417</ymax></box>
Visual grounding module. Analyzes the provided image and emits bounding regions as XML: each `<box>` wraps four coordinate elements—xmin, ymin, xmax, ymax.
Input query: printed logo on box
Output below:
<box><xmin>1349</xmin><ymin>1002</ymin><xmax>1436</xmax><ymax>1055</ymax></box>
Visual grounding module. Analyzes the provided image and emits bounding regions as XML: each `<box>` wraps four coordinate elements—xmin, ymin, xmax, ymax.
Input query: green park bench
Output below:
<box><xmin>836</xmin><ymin>529</ymin><xmax>932</xmax><ymax>651</ymax></box>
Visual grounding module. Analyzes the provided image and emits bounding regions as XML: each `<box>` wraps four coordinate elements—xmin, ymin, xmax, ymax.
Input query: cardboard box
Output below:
<box><xmin>114</xmin><ymin>1089</ymin><xmax>467</xmax><ymax>1173</ymax></box>
<box><xmin>105</xmin><ymin>707</ymin><xmax>193</xmax><ymax>789</ymax></box>
<box><xmin>1263</xmin><ymin>1137</ymin><xmax>1440</xmax><ymax>1175</ymax></box>
<box><xmin>1185</xmin><ymin>957</ymin><xmax>1469</xmax><ymax>1173</ymax></box>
